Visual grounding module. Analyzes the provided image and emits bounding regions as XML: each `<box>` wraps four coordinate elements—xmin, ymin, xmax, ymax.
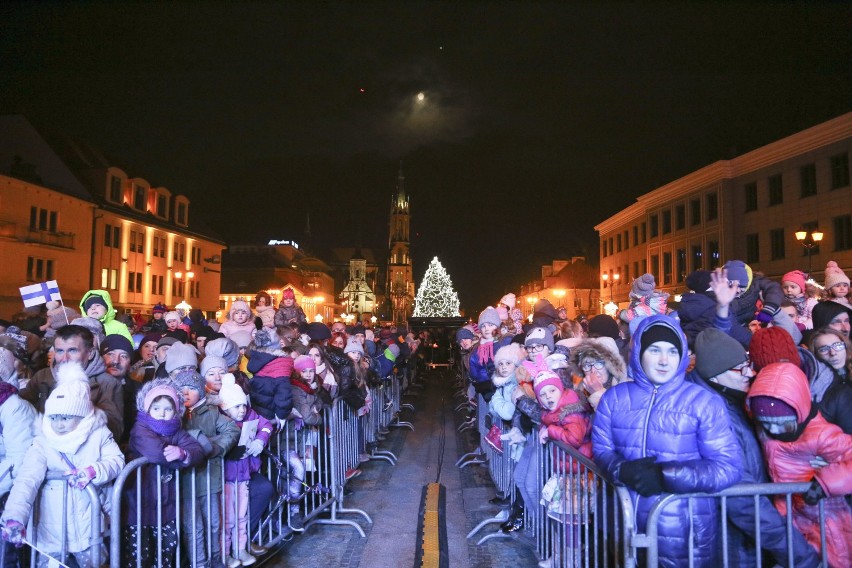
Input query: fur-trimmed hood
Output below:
<box><xmin>571</xmin><ymin>337</ymin><xmax>627</xmax><ymax>389</ymax></box>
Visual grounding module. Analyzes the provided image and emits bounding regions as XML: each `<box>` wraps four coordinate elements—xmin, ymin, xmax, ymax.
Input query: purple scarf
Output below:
<box><xmin>0</xmin><ymin>382</ymin><xmax>18</xmax><ymax>407</ymax></box>
<box><xmin>136</xmin><ymin>411</ymin><xmax>182</xmax><ymax>437</ymax></box>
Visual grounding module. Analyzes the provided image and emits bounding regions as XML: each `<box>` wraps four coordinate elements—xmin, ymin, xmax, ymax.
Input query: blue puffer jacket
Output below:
<box><xmin>592</xmin><ymin>315</ymin><xmax>742</xmax><ymax>568</ymax></box>
<box><xmin>688</xmin><ymin>372</ymin><xmax>820</xmax><ymax>568</ymax></box>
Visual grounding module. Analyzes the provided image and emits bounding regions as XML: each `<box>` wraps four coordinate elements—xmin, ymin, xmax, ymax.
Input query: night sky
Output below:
<box><xmin>1</xmin><ymin>2</ymin><xmax>850</xmax><ymax>311</ymax></box>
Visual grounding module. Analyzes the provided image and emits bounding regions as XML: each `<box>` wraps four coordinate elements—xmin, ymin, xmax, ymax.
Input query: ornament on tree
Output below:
<box><xmin>413</xmin><ymin>257</ymin><xmax>461</xmax><ymax>317</ymax></box>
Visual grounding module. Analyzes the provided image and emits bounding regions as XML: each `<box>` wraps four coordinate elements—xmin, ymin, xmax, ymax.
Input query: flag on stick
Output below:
<box><xmin>19</xmin><ymin>280</ymin><xmax>61</xmax><ymax>308</ymax></box>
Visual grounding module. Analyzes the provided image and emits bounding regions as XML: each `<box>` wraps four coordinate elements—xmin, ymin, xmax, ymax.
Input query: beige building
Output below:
<box><xmin>516</xmin><ymin>257</ymin><xmax>601</xmax><ymax>321</ymax></box>
<box><xmin>596</xmin><ymin>112</ymin><xmax>852</xmax><ymax>310</ymax></box>
<box><xmin>0</xmin><ymin>114</ymin><xmax>225</xmax><ymax>320</ymax></box>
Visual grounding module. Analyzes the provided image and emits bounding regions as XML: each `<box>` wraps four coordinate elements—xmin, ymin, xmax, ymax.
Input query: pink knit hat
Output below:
<box><xmin>824</xmin><ymin>261</ymin><xmax>850</xmax><ymax>290</ymax></box>
<box><xmin>781</xmin><ymin>270</ymin><xmax>807</xmax><ymax>293</ymax></box>
<box><xmin>294</xmin><ymin>355</ymin><xmax>315</xmax><ymax>373</ymax></box>
<box><xmin>532</xmin><ymin>370</ymin><xmax>564</xmax><ymax>398</ymax></box>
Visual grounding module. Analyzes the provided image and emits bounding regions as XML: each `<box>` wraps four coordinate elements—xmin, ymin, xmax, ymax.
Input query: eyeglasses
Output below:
<box><xmin>732</xmin><ymin>361</ymin><xmax>753</xmax><ymax>376</ymax></box>
<box><xmin>527</xmin><ymin>344</ymin><xmax>546</xmax><ymax>352</ymax></box>
<box><xmin>816</xmin><ymin>341</ymin><xmax>847</xmax><ymax>356</ymax></box>
<box><xmin>581</xmin><ymin>360</ymin><xmax>606</xmax><ymax>372</ymax></box>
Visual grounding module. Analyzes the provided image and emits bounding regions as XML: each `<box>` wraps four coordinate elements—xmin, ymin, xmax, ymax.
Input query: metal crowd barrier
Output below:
<box><xmin>0</xmin><ymin>470</ymin><xmax>104</xmax><ymax>568</ymax></box>
<box><xmin>463</xmin><ymin>401</ymin><xmax>841</xmax><ymax>568</ymax></box>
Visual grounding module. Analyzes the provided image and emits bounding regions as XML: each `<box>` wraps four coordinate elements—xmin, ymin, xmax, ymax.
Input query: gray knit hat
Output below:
<box><xmin>478</xmin><ymin>307</ymin><xmax>502</xmax><ymax>329</ymax></box>
<box><xmin>524</xmin><ymin>326</ymin><xmax>555</xmax><ymax>353</ymax></box>
<box><xmin>205</xmin><ymin>337</ymin><xmax>240</xmax><ymax>368</ymax></box>
<box><xmin>694</xmin><ymin>328</ymin><xmax>747</xmax><ymax>380</ymax></box>
<box><xmin>165</xmin><ymin>341</ymin><xmax>198</xmax><ymax>374</ymax></box>
<box><xmin>630</xmin><ymin>273</ymin><xmax>657</xmax><ymax>298</ymax></box>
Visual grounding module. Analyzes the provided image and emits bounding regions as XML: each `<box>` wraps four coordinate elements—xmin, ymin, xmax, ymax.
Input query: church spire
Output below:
<box><xmin>394</xmin><ymin>161</ymin><xmax>407</xmax><ymax>210</ymax></box>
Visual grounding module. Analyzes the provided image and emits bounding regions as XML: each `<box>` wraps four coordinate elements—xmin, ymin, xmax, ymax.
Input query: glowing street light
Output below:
<box><xmin>795</xmin><ymin>228</ymin><xmax>824</xmax><ymax>274</ymax></box>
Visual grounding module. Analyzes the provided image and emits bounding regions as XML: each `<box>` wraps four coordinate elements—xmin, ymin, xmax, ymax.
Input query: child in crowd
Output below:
<box><xmin>782</xmin><ymin>270</ymin><xmax>817</xmax><ymax>329</ymax></box>
<box><xmin>823</xmin><ymin>261</ymin><xmax>851</xmax><ymax>306</ymax></box>
<box><xmin>202</xmin><ymin>355</ymin><xmax>230</xmax><ymax>408</ymax></box>
<box><xmin>534</xmin><ymin>370</ymin><xmax>592</xmax><ymax>461</ymax></box>
<box><xmin>220</xmin><ymin>300</ymin><xmax>256</xmax><ymax>340</ymax></box>
<box><xmin>253</xmin><ymin>292</ymin><xmax>276</xmax><ymax>331</ymax></box>
<box><xmin>219</xmin><ymin>374</ymin><xmax>273</xmax><ymax>567</ymax></box>
<box><xmin>146</xmin><ymin>303</ymin><xmax>169</xmax><ymax>334</ymax></box>
<box><xmin>1</xmin><ymin>363</ymin><xmax>125</xmax><ymax>568</ymax></box>
<box><xmin>486</xmin><ymin>343</ymin><xmax>524</xmax><ymax>454</ymax></box>
<box><xmin>122</xmin><ymin>379</ymin><xmax>204</xmax><ymax>568</ymax></box>
<box><xmin>469</xmin><ymin>307</ymin><xmax>510</xmax><ymax>401</ymax></box>
<box><xmin>39</xmin><ymin>300</ymin><xmax>79</xmax><ymax>338</ymax></box>
<box><xmin>164</xmin><ymin>311</ymin><xmax>190</xmax><ymax>343</ymax></box>
<box><xmin>174</xmin><ymin>369</ymin><xmax>240</xmax><ymax>568</ymax></box>
<box><xmin>80</xmin><ymin>289</ymin><xmax>133</xmax><ymax>343</ymax></box>
<box><xmin>747</xmin><ymin>362</ymin><xmax>852</xmax><ymax>567</ymax></box>
<box><xmin>273</xmin><ymin>289</ymin><xmax>306</xmax><ymax>327</ymax></box>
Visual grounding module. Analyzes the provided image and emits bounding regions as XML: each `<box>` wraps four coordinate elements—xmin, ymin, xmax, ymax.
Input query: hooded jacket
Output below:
<box><xmin>689</xmin><ymin>371</ymin><xmax>820</xmax><ymax>568</ymax></box>
<box><xmin>592</xmin><ymin>315</ymin><xmax>742</xmax><ymax>568</ymax></box>
<box><xmin>746</xmin><ymin>363</ymin><xmax>852</xmax><ymax>568</ymax></box>
<box><xmin>571</xmin><ymin>338</ymin><xmax>628</xmax><ymax>410</ymax></box>
<box><xmin>246</xmin><ymin>351</ymin><xmax>293</xmax><ymax>421</ymax></box>
<box><xmin>79</xmin><ymin>289</ymin><xmax>133</xmax><ymax>343</ymax></box>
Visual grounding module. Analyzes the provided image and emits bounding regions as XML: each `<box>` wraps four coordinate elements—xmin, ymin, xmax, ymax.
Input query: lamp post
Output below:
<box><xmin>526</xmin><ymin>296</ymin><xmax>537</xmax><ymax>322</ymax></box>
<box><xmin>602</xmin><ymin>272</ymin><xmax>620</xmax><ymax>315</ymax></box>
<box><xmin>794</xmin><ymin>228</ymin><xmax>824</xmax><ymax>275</ymax></box>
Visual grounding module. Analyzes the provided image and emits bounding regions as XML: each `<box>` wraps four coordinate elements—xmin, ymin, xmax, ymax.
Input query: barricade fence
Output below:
<box><xmin>461</xmin><ymin>387</ymin><xmax>843</xmax><ymax>567</ymax></box>
<box><xmin>0</xmin><ymin>371</ymin><xmax>422</xmax><ymax>568</ymax></box>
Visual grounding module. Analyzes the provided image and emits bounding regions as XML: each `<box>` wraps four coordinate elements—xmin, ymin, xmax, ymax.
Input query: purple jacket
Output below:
<box><xmin>122</xmin><ymin>417</ymin><xmax>205</xmax><ymax>525</ymax></box>
<box><xmin>223</xmin><ymin>408</ymin><xmax>273</xmax><ymax>483</ymax></box>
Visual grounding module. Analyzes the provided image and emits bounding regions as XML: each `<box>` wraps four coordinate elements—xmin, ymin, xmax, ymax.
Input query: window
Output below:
<box><xmin>159</xmin><ymin>237</ymin><xmax>165</xmax><ymax>258</ymax></box>
<box><xmin>134</xmin><ymin>185</ymin><xmax>146</xmax><ymax>210</ymax></box>
<box><xmin>662</xmin><ymin>252</ymin><xmax>672</xmax><ymax>285</ymax></box>
<box><xmin>616</xmin><ymin>234</ymin><xmax>622</xmax><ymax>252</ymax></box>
<box><xmin>746</xmin><ymin>234</ymin><xmax>760</xmax><ymax>264</ymax></box>
<box><xmin>179</xmin><ymin>243</ymin><xmax>185</xmax><ymax>262</ymax></box>
<box><xmin>834</xmin><ymin>214</ymin><xmax>852</xmax><ymax>251</ymax></box>
<box><xmin>800</xmin><ymin>164</ymin><xmax>817</xmax><ymax>197</ymax></box>
<box><xmin>633</xmin><ymin>226</ymin><xmax>638</xmax><ymax>247</ymax></box>
<box><xmin>26</xmin><ymin>257</ymin><xmax>54</xmax><ymax>282</ymax></box>
<box><xmin>158</xmin><ymin>275</ymin><xmax>164</xmax><ymax>295</ymax></box>
<box><xmin>768</xmin><ymin>174</ymin><xmax>783</xmax><ymax>205</ymax></box>
<box><xmin>623</xmin><ymin>264</ymin><xmax>629</xmax><ymax>282</ymax></box>
<box><xmin>151</xmin><ymin>274</ymin><xmax>158</xmax><ymax>294</ymax></box>
<box><xmin>101</xmin><ymin>268</ymin><xmax>108</xmax><ymax>288</ymax></box>
<box><xmin>690</xmin><ymin>198</ymin><xmax>701</xmax><ymax>226</ymax></box>
<box><xmin>708</xmin><ymin>240</ymin><xmax>720</xmax><ymax>269</ymax></box>
<box><xmin>192</xmin><ymin>246</ymin><xmax>202</xmax><ymax>265</ymax></box>
<box><xmin>128</xmin><ymin>230</ymin><xmax>144</xmax><ymax>253</ymax></box>
<box><xmin>641</xmin><ymin>259</ymin><xmax>647</xmax><ymax>274</ymax></box>
<box><xmin>641</xmin><ymin>222</ymin><xmax>647</xmax><ymax>243</ymax></box>
<box><xmin>177</xmin><ymin>203</ymin><xmax>187</xmax><ymax>224</ymax></box>
<box><xmin>633</xmin><ymin>262</ymin><xmax>639</xmax><ymax>279</ymax></box>
<box><xmin>770</xmin><ymin>228</ymin><xmax>785</xmax><ymax>260</ymax></box>
<box><xmin>29</xmin><ymin>207</ymin><xmax>57</xmax><ymax>232</ymax></box>
<box><xmin>675</xmin><ymin>205</ymin><xmax>685</xmax><ymax>230</ymax></box>
<box><xmin>706</xmin><ymin>192</ymin><xmax>718</xmax><ymax>221</ymax></box>
<box><xmin>744</xmin><ymin>182</ymin><xmax>758</xmax><ymax>212</ymax></box>
<box><xmin>650</xmin><ymin>215</ymin><xmax>659</xmax><ymax>238</ymax></box>
<box><xmin>130</xmin><ymin>231</ymin><xmax>137</xmax><ymax>252</ymax></box>
<box><xmin>110</xmin><ymin>176</ymin><xmax>122</xmax><ymax>202</ymax></box>
<box><xmin>104</xmin><ymin>224</ymin><xmax>113</xmax><ymax>247</ymax></box>
<box><xmin>692</xmin><ymin>245</ymin><xmax>703</xmax><ymax>271</ymax></box>
<box><xmin>152</xmin><ymin>236</ymin><xmax>159</xmax><ymax>257</ymax></box>
<box><xmin>662</xmin><ymin>210</ymin><xmax>672</xmax><ymax>234</ymax></box>
<box><xmin>650</xmin><ymin>255</ymin><xmax>660</xmax><ymax>282</ymax></box>
<box><xmin>830</xmin><ymin>153</ymin><xmax>850</xmax><ymax>189</ymax></box>
<box><xmin>623</xmin><ymin>230</ymin><xmax>629</xmax><ymax>250</ymax></box>
<box><xmin>602</xmin><ymin>241</ymin><xmax>607</xmax><ymax>258</ymax></box>
<box><xmin>157</xmin><ymin>195</ymin><xmax>167</xmax><ymax>217</ymax></box>
<box><xmin>127</xmin><ymin>272</ymin><xmax>142</xmax><ymax>292</ymax></box>
<box><xmin>676</xmin><ymin>249</ymin><xmax>686</xmax><ymax>283</ymax></box>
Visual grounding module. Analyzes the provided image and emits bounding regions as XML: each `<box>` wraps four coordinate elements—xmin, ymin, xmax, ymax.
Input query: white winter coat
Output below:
<box><xmin>1</xmin><ymin>409</ymin><xmax>125</xmax><ymax>553</ymax></box>
<box><xmin>0</xmin><ymin>393</ymin><xmax>36</xmax><ymax>494</ymax></box>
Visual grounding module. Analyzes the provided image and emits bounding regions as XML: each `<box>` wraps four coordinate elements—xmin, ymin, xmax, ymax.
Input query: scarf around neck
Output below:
<box><xmin>477</xmin><ymin>339</ymin><xmax>495</xmax><ymax>365</ymax></box>
<box><xmin>137</xmin><ymin>411</ymin><xmax>182</xmax><ymax>437</ymax></box>
<box><xmin>41</xmin><ymin>409</ymin><xmax>103</xmax><ymax>455</ymax></box>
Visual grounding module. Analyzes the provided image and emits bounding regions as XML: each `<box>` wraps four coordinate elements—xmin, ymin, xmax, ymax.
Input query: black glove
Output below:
<box><xmin>225</xmin><ymin>445</ymin><xmax>247</xmax><ymax>461</ymax></box>
<box><xmin>618</xmin><ymin>457</ymin><xmax>665</xmax><ymax>496</ymax></box>
<box><xmin>803</xmin><ymin>479</ymin><xmax>825</xmax><ymax>505</ymax></box>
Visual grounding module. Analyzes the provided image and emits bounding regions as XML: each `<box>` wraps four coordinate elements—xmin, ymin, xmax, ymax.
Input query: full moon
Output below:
<box><xmin>416</xmin><ymin>92</ymin><xmax>425</xmax><ymax>102</ymax></box>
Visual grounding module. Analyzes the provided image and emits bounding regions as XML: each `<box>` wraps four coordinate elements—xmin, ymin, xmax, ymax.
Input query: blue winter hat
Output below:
<box><xmin>456</xmin><ymin>327</ymin><xmax>476</xmax><ymax>343</ymax></box>
<box><xmin>723</xmin><ymin>260</ymin><xmax>753</xmax><ymax>290</ymax></box>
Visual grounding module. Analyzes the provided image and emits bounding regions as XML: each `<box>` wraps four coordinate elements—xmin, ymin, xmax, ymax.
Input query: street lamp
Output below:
<box><xmin>795</xmin><ymin>228</ymin><xmax>824</xmax><ymax>274</ymax></box>
<box><xmin>601</xmin><ymin>272</ymin><xmax>620</xmax><ymax>302</ymax></box>
<box><xmin>526</xmin><ymin>297</ymin><xmax>537</xmax><ymax>322</ymax></box>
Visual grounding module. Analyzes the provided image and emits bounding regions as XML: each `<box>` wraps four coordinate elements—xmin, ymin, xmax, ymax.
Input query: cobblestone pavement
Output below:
<box><xmin>262</xmin><ymin>370</ymin><xmax>541</xmax><ymax>567</ymax></box>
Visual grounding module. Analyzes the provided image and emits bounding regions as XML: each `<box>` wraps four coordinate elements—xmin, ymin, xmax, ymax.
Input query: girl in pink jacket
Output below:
<box><xmin>747</xmin><ymin>362</ymin><xmax>852</xmax><ymax>568</ymax></box>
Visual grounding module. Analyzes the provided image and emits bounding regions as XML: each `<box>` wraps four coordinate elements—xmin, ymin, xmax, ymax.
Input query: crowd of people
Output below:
<box><xmin>459</xmin><ymin>260</ymin><xmax>852</xmax><ymax>568</ymax></box>
<box><xmin>0</xmin><ymin>289</ymin><xmax>426</xmax><ymax>568</ymax></box>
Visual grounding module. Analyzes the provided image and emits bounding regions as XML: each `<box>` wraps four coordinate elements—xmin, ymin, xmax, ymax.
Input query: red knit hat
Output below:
<box><xmin>749</xmin><ymin>327</ymin><xmax>801</xmax><ymax>371</ymax></box>
<box><xmin>781</xmin><ymin>270</ymin><xmax>807</xmax><ymax>294</ymax></box>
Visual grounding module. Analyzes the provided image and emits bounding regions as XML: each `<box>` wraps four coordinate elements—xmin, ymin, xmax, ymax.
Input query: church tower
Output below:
<box><xmin>387</xmin><ymin>163</ymin><xmax>414</xmax><ymax>323</ymax></box>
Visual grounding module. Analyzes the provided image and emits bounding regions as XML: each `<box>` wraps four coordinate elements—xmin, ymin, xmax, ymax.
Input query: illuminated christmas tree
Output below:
<box><xmin>413</xmin><ymin>257</ymin><xmax>461</xmax><ymax>317</ymax></box>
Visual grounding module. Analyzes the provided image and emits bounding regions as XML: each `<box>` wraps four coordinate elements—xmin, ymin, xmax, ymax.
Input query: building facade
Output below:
<box><xmin>596</xmin><ymin>113</ymin><xmax>852</xmax><ymax>310</ymax></box>
<box><xmin>339</xmin><ymin>249</ymin><xmax>377</xmax><ymax>321</ymax></box>
<box><xmin>0</xmin><ymin>114</ymin><xmax>225</xmax><ymax>319</ymax></box>
<box><xmin>516</xmin><ymin>257</ymin><xmax>601</xmax><ymax>321</ymax></box>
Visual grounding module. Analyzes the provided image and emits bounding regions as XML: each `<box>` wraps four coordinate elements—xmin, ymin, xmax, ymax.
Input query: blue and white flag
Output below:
<box><xmin>19</xmin><ymin>280</ymin><xmax>61</xmax><ymax>308</ymax></box>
